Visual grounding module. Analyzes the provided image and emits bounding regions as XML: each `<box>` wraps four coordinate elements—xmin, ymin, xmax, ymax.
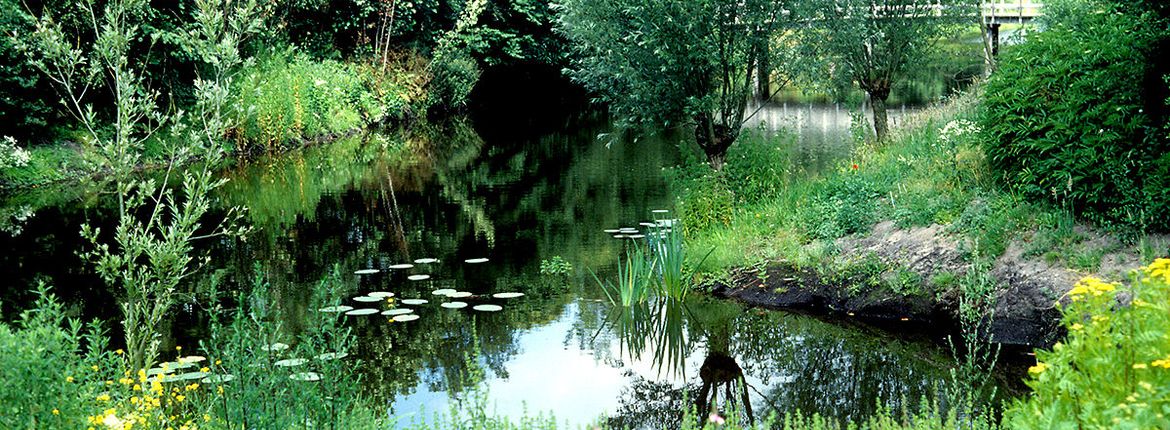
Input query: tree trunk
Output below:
<box><xmin>756</xmin><ymin>40</ymin><xmax>770</xmax><ymax>101</ymax></box>
<box><xmin>694</xmin><ymin>115</ymin><xmax>736</xmax><ymax>170</ymax></box>
<box><xmin>869</xmin><ymin>87</ymin><xmax>890</xmax><ymax>142</ymax></box>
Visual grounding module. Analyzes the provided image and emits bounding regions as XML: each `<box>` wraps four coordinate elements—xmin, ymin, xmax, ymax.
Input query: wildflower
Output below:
<box><xmin>215</xmin><ymin>359</ymin><xmax>222</xmax><ymax>365</ymax></box>
<box><xmin>1152</xmin><ymin>358</ymin><xmax>1170</xmax><ymax>369</ymax></box>
<box><xmin>91</xmin><ymin>365</ymin><xmax>99</xmax><ymax>371</ymax></box>
<box><xmin>52</xmin><ymin>408</ymin><xmax>59</xmax><ymax>415</ymax></box>
<box><xmin>67</xmin><ymin>376</ymin><xmax>75</xmax><ymax>383</ymax></box>
<box><xmin>1028</xmin><ymin>362</ymin><xmax>1049</xmax><ymax>375</ymax></box>
<box><xmin>851</xmin><ymin>163</ymin><xmax>859</xmax><ymax>170</ymax></box>
<box><xmin>115</xmin><ymin>349</ymin><xmax>124</xmax><ymax>355</ymax></box>
<box><xmin>1134</xmin><ymin>363</ymin><xmax>1148</xmax><ymax>370</ymax></box>
<box><xmin>200</xmin><ymin>367</ymin><xmax>210</xmax><ymax>373</ymax></box>
<box><xmin>175</xmin><ymin>346</ymin><xmax>182</xmax><ymax>352</ymax></box>
<box><xmin>708</xmin><ymin>413</ymin><xmax>726</xmax><ymax>425</ymax></box>
<box><xmin>1070</xmin><ymin>323</ymin><xmax>1083</xmax><ymax>331</ymax></box>
<box><xmin>217</xmin><ymin>385</ymin><xmax>224</xmax><ymax>395</ymax></box>
<box><xmin>204</xmin><ymin>414</ymin><xmax>211</xmax><ymax>422</ymax></box>
<box><xmin>175</xmin><ymin>394</ymin><xmax>186</xmax><ymax>402</ymax></box>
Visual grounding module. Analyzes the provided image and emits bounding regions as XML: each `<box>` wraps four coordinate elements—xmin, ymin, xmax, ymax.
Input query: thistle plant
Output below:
<box><xmin>20</xmin><ymin>0</ymin><xmax>259</xmax><ymax>370</ymax></box>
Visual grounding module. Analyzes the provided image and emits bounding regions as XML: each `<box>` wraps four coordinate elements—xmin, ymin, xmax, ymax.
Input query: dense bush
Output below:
<box><xmin>231</xmin><ymin>49</ymin><xmax>408</xmax><ymax>149</ymax></box>
<box><xmin>428</xmin><ymin>51</ymin><xmax>482</xmax><ymax>113</ymax></box>
<box><xmin>981</xmin><ymin>0</ymin><xmax>1170</xmax><ymax>232</ymax></box>
<box><xmin>1005</xmin><ymin>259</ymin><xmax>1170</xmax><ymax>428</ymax></box>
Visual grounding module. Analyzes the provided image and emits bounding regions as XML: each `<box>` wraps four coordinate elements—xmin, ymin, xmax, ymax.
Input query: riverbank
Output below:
<box><xmin>0</xmin><ymin>50</ymin><xmax>434</xmax><ymax>193</ymax></box>
<box><xmin>672</xmin><ymin>88</ymin><xmax>1170</xmax><ymax>348</ymax></box>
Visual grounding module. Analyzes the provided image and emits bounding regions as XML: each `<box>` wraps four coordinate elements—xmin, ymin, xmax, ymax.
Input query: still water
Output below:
<box><xmin>0</xmin><ymin>110</ymin><xmax>987</xmax><ymax>427</ymax></box>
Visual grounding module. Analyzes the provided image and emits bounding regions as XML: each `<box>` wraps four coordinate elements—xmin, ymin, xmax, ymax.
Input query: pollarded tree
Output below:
<box><xmin>799</xmin><ymin>0</ymin><xmax>975</xmax><ymax>141</ymax></box>
<box><xmin>556</xmin><ymin>0</ymin><xmax>787</xmax><ymax>170</ymax></box>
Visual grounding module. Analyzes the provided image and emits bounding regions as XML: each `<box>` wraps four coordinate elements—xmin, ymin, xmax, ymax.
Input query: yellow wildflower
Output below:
<box><xmin>66</xmin><ymin>376</ymin><xmax>74</xmax><ymax>383</ymax></box>
<box><xmin>175</xmin><ymin>394</ymin><xmax>186</xmax><ymax>402</ymax></box>
<box><xmin>91</xmin><ymin>365</ymin><xmax>99</xmax><ymax>371</ymax></box>
<box><xmin>1070</xmin><ymin>323</ymin><xmax>1084</xmax><ymax>331</ymax></box>
<box><xmin>115</xmin><ymin>349</ymin><xmax>124</xmax><ymax>355</ymax></box>
<box><xmin>200</xmin><ymin>367</ymin><xmax>210</xmax><ymax>373</ymax></box>
<box><xmin>1028</xmin><ymin>362</ymin><xmax>1049</xmax><ymax>375</ymax></box>
<box><xmin>1134</xmin><ymin>363</ymin><xmax>1148</xmax><ymax>369</ymax></box>
<box><xmin>52</xmin><ymin>408</ymin><xmax>59</xmax><ymax>415</ymax></box>
<box><xmin>1152</xmin><ymin>358</ymin><xmax>1170</xmax><ymax>369</ymax></box>
<box><xmin>96</xmin><ymin>394</ymin><xmax>111</xmax><ymax>402</ymax></box>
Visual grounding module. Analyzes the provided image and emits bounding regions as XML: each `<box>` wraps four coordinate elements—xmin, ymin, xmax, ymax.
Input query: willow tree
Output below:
<box><xmin>799</xmin><ymin>0</ymin><xmax>974</xmax><ymax>141</ymax></box>
<box><xmin>556</xmin><ymin>0</ymin><xmax>786</xmax><ymax>169</ymax></box>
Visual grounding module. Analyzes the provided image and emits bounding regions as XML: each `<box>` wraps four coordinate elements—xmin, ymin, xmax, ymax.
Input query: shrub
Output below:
<box><xmin>1005</xmin><ymin>259</ymin><xmax>1170</xmax><ymax>428</ymax></box>
<box><xmin>980</xmin><ymin>0</ymin><xmax>1170</xmax><ymax>231</ymax></box>
<box><xmin>428</xmin><ymin>51</ymin><xmax>481</xmax><ymax>113</ymax></box>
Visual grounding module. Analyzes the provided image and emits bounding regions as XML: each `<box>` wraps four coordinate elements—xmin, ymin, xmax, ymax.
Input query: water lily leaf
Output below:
<box><xmin>491</xmin><ymin>292</ymin><xmax>524</xmax><ymax>299</ymax></box>
<box><xmin>381</xmin><ymin>308</ymin><xmax>414</xmax><ymax>316</ymax></box>
<box><xmin>275</xmin><ymin>358</ymin><xmax>308</xmax><ymax>367</ymax></box>
<box><xmin>201</xmin><ymin>374</ymin><xmax>235</xmax><ymax>383</ymax></box>
<box><xmin>367</xmin><ymin>291</ymin><xmax>395</xmax><ymax>298</ymax></box>
<box><xmin>165</xmin><ymin>371</ymin><xmax>210</xmax><ymax>382</ymax></box>
<box><xmin>388</xmin><ymin>264</ymin><xmax>414</xmax><ymax>270</ymax></box>
<box><xmin>400</xmin><ymin>299</ymin><xmax>428</xmax><ymax>305</ymax></box>
<box><xmin>651</xmin><ymin>209</ymin><xmax>670</xmax><ymax>214</ymax></box>
<box><xmin>262</xmin><ymin>343</ymin><xmax>289</xmax><ymax>352</ymax></box>
<box><xmin>472</xmin><ymin>304</ymin><xmax>503</xmax><ymax>312</ymax></box>
<box><xmin>289</xmin><ymin>372</ymin><xmax>321</xmax><ymax>382</ymax></box>
<box><xmin>353</xmin><ymin>296</ymin><xmax>383</xmax><ymax>303</ymax></box>
<box><xmin>146</xmin><ymin>367</ymin><xmax>175</xmax><ymax>376</ymax></box>
<box><xmin>178</xmin><ymin>356</ymin><xmax>206</xmax><ymax>364</ymax></box>
<box><xmin>464</xmin><ymin>258</ymin><xmax>489</xmax><ymax>264</ymax></box>
<box><xmin>315</xmin><ymin>352</ymin><xmax>349</xmax><ymax>361</ymax></box>
<box><xmin>414</xmin><ymin>258</ymin><xmax>439</xmax><ymax>264</ymax></box>
<box><xmin>639</xmin><ymin>222</ymin><xmax>656</xmax><ymax>227</ymax></box>
<box><xmin>447</xmin><ymin>291</ymin><xmax>472</xmax><ymax>298</ymax></box>
<box><xmin>440</xmin><ymin>302</ymin><xmax>468</xmax><ymax>309</ymax></box>
<box><xmin>613</xmin><ymin>235</ymin><xmax>625</xmax><ymax>238</ymax></box>
<box><xmin>345</xmin><ymin>308</ymin><xmax>379</xmax><ymax>316</ymax></box>
<box><xmin>407</xmin><ymin>274</ymin><xmax>431</xmax><ymax>281</ymax></box>
<box><xmin>392</xmin><ymin>314</ymin><xmax>420</xmax><ymax>322</ymax></box>
<box><xmin>353</xmin><ymin>269</ymin><xmax>380</xmax><ymax>275</ymax></box>
<box><xmin>431</xmin><ymin>288</ymin><xmax>456</xmax><ymax>296</ymax></box>
<box><xmin>627</xmin><ymin>234</ymin><xmax>645</xmax><ymax>239</ymax></box>
<box><xmin>603</xmin><ymin>229</ymin><xmax>620</xmax><ymax>233</ymax></box>
<box><xmin>318</xmin><ymin>305</ymin><xmax>354</xmax><ymax>313</ymax></box>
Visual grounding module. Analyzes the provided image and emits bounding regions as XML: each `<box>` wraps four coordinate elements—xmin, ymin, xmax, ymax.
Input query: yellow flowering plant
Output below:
<box><xmin>1005</xmin><ymin>258</ymin><xmax>1170</xmax><ymax>429</ymax></box>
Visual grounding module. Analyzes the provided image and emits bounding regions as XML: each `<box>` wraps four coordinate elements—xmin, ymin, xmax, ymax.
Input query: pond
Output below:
<box><xmin>0</xmin><ymin>109</ymin><xmax>1001</xmax><ymax>427</ymax></box>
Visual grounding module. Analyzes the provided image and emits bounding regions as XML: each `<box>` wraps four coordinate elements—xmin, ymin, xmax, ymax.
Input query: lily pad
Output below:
<box><xmin>345</xmin><ymin>308</ymin><xmax>379</xmax><ymax>316</ymax></box>
<box><xmin>603</xmin><ymin>229</ymin><xmax>620</xmax><ymax>233</ymax></box>
<box><xmin>392</xmin><ymin>314</ymin><xmax>420</xmax><ymax>322</ymax></box>
<box><xmin>447</xmin><ymin>291</ymin><xmax>472</xmax><ymax>298</ymax></box>
<box><xmin>626</xmin><ymin>234</ymin><xmax>646</xmax><ymax>239</ymax></box>
<box><xmin>201</xmin><ymin>374</ymin><xmax>235</xmax><ymax>383</ymax></box>
<box><xmin>146</xmin><ymin>367</ymin><xmax>175</xmax><ymax>376</ymax></box>
<box><xmin>381</xmin><ymin>308</ymin><xmax>414</xmax><ymax>316</ymax></box>
<box><xmin>472</xmin><ymin>304</ymin><xmax>503</xmax><ymax>312</ymax></box>
<box><xmin>400</xmin><ymin>299</ymin><xmax>428</xmax><ymax>305</ymax></box>
<box><xmin>262</xmin><ymin>343</ymin><xmax>290</xmax><ymax>352</ymax></box>
<box><xmin>274</xmin><ymin>358</ymin><xmax>308</xmax><ymax>367</ymax></box>
<box><xmin>407</xmin><ymin>274</ymin><xmax>431</xmax><ymax>281</ymax></box>
<box><xmin>613</xmin><ymin>234</ymin><xmax>625</xmax><ymax>238</ymax></box>
<box><xmin>353</xmin><ymin>296</ymin><xmax>383</xmax><ymax>303</ymax></box>
<box><xmin>431</xmin><ymin>288</ymin><xmax>456</xmax><ymax>296</ymax></box>
<box><xmin>464</xmin><ymin>258</ymin><xmax>489</xmax><ymax>264</ymax></box>
<box><xmin>388</xmin><ymin>263</ymin><xmax>414</xmax><ymax>270</ymax></box>
<box><xmin>353</xmin><ymin>269</ymin><xmax>380</xmax><ymax>275</ymax></box>
<box><xmin>315</xmin><ymin>352</ymin><xmax>349</xmax><ymax>361</ymax></box>
<box><xmin>440</xmin><ymin>301</ymin><xmax>468</xmax><ymax>309</ymax></box>
<box><xmin>651</xmin><ymin>209</ymin><xmax>670</xmax><ymax>214</ymax></box>
<box><xmin>178</xmin><ymin>355</ymin><xmax>206</xmax><ymax>364</ymax></box>
<box><xmin>289</xmin><ymin>372</ymin><xmax>321</xmax><ymax>382</ymax></box>
<box><xmin>367</xmin><ymin>291</ymin><xmax>395</xmax><ymax>298</ymax></box>
<box><xmin>414</xmin><ymin>258</ymin><xmax>439</xmax><ymax>264</ymax></box>
<box><xmin>163</xmin><ymin>371</ymin><xmax>210</xmax><ymax>383</ymax></box>
<box><xmin>318</xmin><ymin>305</ymin><xmax>354</xmax><ymax>313</ymax></box>
<box><xmin>491</xmin><ymin>292</ymin><xmax>524</xmax><ymax>299</ymax></box>
<box><xmin>639</xmin><ymin>222</ymin><xmax>656</xmax><ymax>227</ymax></box>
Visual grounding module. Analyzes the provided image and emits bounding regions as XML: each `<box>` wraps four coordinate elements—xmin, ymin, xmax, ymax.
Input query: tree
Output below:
<box><xmin>798</xmin><ymin>0</ymin><xmax>974</xmax><ymax>141</ymax></box>
<box><xmin>556</xmin><ymin>0</ymin><xmax>786</xmax><ymax>170</ymax></box>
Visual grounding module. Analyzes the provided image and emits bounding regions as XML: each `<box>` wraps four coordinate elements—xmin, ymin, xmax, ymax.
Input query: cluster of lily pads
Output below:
<box><xmin>604</xmin><ymin>209</ymin><xmax>676</xmax><ymax>239</ymax></box>
<box><xmin>327</xmin><ymin>256</ymin><xmax>524</xmax><ymax>325</ymax></box>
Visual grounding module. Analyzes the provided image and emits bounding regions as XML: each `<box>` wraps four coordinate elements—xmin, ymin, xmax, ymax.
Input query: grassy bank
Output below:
<box><xmin>0</xmin><ymin>48</ymin><xmax>434</xmax><ymax>192</ymax></box>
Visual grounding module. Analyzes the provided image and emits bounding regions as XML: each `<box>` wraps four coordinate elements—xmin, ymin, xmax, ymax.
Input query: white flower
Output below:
<box><xmin>1</xmin><ymin>136</ymin><xmax>31</xmax><ymax>169</ymax></box>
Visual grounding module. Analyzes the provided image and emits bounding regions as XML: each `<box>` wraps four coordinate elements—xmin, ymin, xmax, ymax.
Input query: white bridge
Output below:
<box><xmin>982</xmin><ymin>0</ymin><xmax>1043</xmax><ymax>24</ymax></box>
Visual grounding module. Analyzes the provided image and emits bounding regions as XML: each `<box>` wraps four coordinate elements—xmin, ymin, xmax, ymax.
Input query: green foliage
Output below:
<box><xmin>428</xmin><ymin>51</ymin><xmax>482</xmax><ymax>112</ymax></box>
<box><xmin>593</xmin><ymin>246</ymin><xmax>657</xmax><ymax>307</ymax></box>
<box><xmin>1005</xmin><ymin>261</ymin><xmax>1170</xmax><ymax>429</ymax></box>
<box><xmin>232</xmin><ymin>49</ymin><xmax>402</xmax><ymax>148</ymax></box>
<box><xmin>556</xmin><ymin>0</ymin><xmax>786</xmax><ymax>167</ymax></box>
<box><xmin>0</xmin><ymin>2</ymin><xmax>56</xmax><ymax>141</ymax></box>
<box><xmin>981</xmin><ymin>0</ymin><xmax>1170</xmax><ymax>232</ymax></box>
<box><xmin>538</xmin><ymin>256</ymin><xmax>573</xmax><ymax>276</ymax></box>
<box><xmin>195</xmin><ymin>267</ymin><xmax>384</xmax><ymax>428</ymax></box>
<box><xmin>0</xmin><ymin>285</ymin><xmax>121</xmax><ymax>429</ymax></box>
